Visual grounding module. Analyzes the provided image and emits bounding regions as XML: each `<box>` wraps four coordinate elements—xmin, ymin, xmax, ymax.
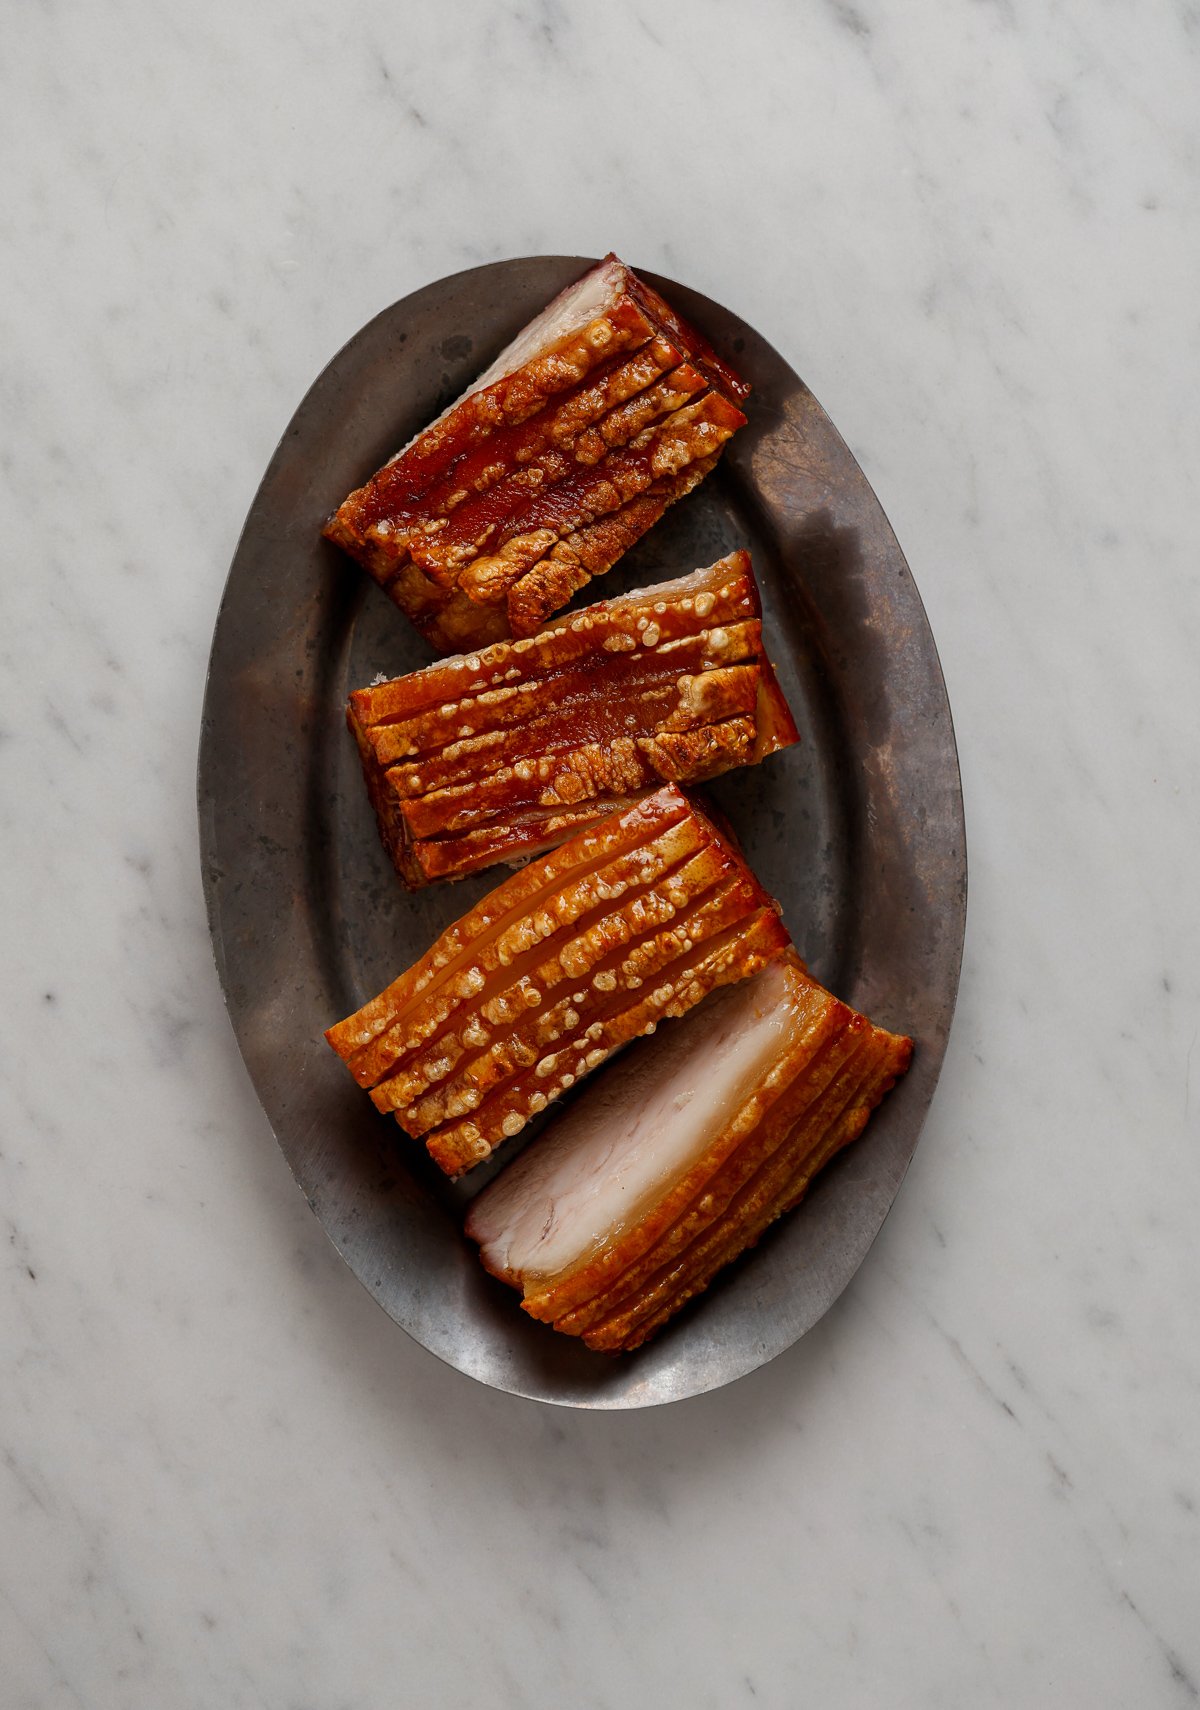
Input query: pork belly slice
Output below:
<box><xmin>322</xmin><ymin>255</ymin><xmax>749</xmax><ymax>653</ymax></box>
<box><xmin>465</xmin><ymin>951</ymin><xmax>912</xmax><ymax>1351</ymax></box>
<box><xmin>324</xmin><ymin>785</ymin><xmax>791</xmax><ymax>1177</ymax></box>
<box><xmin>347</xmin><ymin>553</ymin><xmax>799</xmax><ymax>887</ymax></box>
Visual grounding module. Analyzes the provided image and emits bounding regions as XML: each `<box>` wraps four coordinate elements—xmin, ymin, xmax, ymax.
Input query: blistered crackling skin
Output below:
<box><xmin>392</xmin><ymin>711</ymin><xmax>758</xmax><ymax>842</ymax></box>
<box><xmin>345</xmin><ymin>808</ymin><xmax>705</xmax><ymax>1094</ymax></box>
<box><xmin>408</xmin><ymin>337</ymin><xmax>686</xmax><ymax>524</ymax></box>
<box><xmin>344</xmin><ymin>555</ymin><xmax>798</xmax><ymax>888</ymax></box>
<box><xmin>403</xmin><ymin>364</ymin><xmax>711</xmax><ymax>583</ymax></box>
<box><xmin>387</xmin><ymin>856</ymin><xmax>758</xmax><ymax>1130</ymax></box>
<box><xmin>324</xmin><ymin>787</ymin><xmax>691</xmax><ymax>1062</ymax></box>
<box><xmin>424</xmin><ymin>906</ymin><xmax>790</xmax><ymax>1177</ymax></box>
<box><xmin>540</xmin><ymin>552</ymin><xmax>760</xmax><ymax>633</ymax></box>
<box><xmin>390</xmin><ymin>876</ymin><xmax>754</xmax><ymax>1135</ymax></box>
<box><xmin>346</xmin><ymin>553</ymin><xmax>756</xmax><ymax>726</ymax></box>
<box><xmin>368</xmin><ymin>661</ymin><xmax>757</xmax><ymax>778</ymax></box>
<box><xmin>362</xmin><ymin>816</ymin><xmax>716</xmax><ymax>1108</ymax></box>
<box><xmin>504</xmin><ymin>456</ymin><xmax>719</xmax><ymax>638</ymax></box>
<box><xmin>321</xmin><ymin>258</ymin><xmax>752</xmax><ymax>652</ymax></box>
<box><xmin>368</xmin><ymin>829</ymin><xmax>746</xmax><ymax>1119</ymax></box>
<box><xmin>454</xmin><ymin>394</ymin><xmax>747</xmax><ymax>607</ymax></box>
<box><xmin>323</xmin><ymin>295</ymin><xmax>661</xmax><ymax>583</ymax></box>
<box><xmin>358</xmin><ymin>618</ymin><xmax>760</xmax><ymax>767</ymax></box>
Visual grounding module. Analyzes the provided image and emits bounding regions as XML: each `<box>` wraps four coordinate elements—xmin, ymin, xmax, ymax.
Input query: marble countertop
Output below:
<box><xmin>3</xmin><ymin>3</ymin><xmax>1197</xmax><ymax>1705</ymax></box>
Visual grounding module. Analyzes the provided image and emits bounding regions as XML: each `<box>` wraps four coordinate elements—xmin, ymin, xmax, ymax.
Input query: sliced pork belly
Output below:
<box><xmin>347</xmin><ymin>553</ymin><xmax>799</xmax><ymax>887</ymax></box>
<box><xmin>465</xmin><ymin>952</ymin><xmax>912</xmax><ymax>1351</ymax></box>
<box><xmin>323</xmin><ymin>256</ymin><xmax>750</xmax><ymax>652</ymax></box>
<box><xmin>324</xmin><ymin>785</ymin><xmax>790</xmax><ymax>1177</ymax></box>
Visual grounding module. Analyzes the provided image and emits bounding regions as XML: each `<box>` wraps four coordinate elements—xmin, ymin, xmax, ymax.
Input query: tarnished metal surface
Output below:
<box><xmin>197</xmin><ymin>257</ymin><xmax>966</xmax><ymax>1408</ymax></box>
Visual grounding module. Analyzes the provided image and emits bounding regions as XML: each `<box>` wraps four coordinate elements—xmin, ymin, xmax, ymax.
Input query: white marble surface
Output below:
<box><xmin>3</xmin><ymin>1</ymin><xmax>1198</xmax><ymax>1704</ymax></box>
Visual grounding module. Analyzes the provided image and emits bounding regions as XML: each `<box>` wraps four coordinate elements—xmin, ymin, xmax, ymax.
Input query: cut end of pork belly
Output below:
<box><xmin>323</xmin><ymin>784</ymin><xmax>791</xmax><ymax>1178</ymax></box>
<box><xmin>322</xmin><ymin>256</ymin><xmax>750</xmax><ymax>653</ymax></box>
<box><xmin>346</xmin><ymin>552</ymin><xmax>799</xmax><ymax>888</ymax></box>
<box><xmin>464</xmin><ymin>950</ymin><xmax>912</xmax><ymax>1352</ymax></box>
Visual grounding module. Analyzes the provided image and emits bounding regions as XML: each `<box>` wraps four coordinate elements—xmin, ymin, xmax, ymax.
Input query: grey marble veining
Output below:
<box><xmin>2</xmin><ymin>1</ymin><xmax>1198</xmax><ymax>1706</ymax></box>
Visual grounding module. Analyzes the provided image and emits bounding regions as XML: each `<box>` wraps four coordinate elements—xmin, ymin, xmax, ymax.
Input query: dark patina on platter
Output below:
<box><xmin>198</xmin><ymin>256</ymin><xmax>966</xmax><ymax>1408</ymax></box>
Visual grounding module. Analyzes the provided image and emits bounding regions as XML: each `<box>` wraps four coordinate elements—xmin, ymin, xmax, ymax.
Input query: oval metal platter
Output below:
<box><xmin>198</xmin><ymin>256</ymin><xmax>966</xmax><ymax>1408</ymax></box>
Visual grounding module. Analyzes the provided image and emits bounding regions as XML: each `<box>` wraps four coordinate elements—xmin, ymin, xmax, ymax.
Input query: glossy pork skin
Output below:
<box><xmin>465</xmin><ymin>952</ymin><xmax>912</xmax><ymax>1352</ymax></box>
<box><xmin>346</xmin><ymin>552</ymin><xmax>799</xmax><ymax>887</ymax></box>
<box><xmin>323</xmin><ymin>256</ymin><xmax>750</xmax><ymax>652</ymax></box>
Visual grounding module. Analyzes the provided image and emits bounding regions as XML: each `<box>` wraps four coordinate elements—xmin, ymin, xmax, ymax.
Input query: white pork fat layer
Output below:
<box><xmin>466</xmin><ymin>958</ymin><xmax>797</xmax><ymax>1283</ymax></box>
<box><xmin>464</xmin><ymin>258</ymin><xmax>626</xmax><ymax>398</ymax></box>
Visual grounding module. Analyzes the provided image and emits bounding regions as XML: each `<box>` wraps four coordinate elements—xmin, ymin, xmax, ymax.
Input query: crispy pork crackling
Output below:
<box><xmin>324</xmin><ymin>785</ymin><xmax>791</xmax><ymax>1177</ymax></box>
<box><xmin>347</xmin><ymin>552</ymin><xmax>799</xmax><ymax>887</ymax></box>
<box><xmin>465</xmin><ymin>952</ymin><xmax>912</xmax><ymax>1352</ymax></box>
<box><xmin>323</xmin><ymin>255</ymin><xmax>750</xmax><ymax>652</ymax></box>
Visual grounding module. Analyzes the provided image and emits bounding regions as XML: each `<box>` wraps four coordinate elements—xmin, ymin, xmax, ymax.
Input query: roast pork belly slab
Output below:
<box><xmin>465</xmin><ymin>951</ymin><xmax>912</xmax><ymax>1351</ymax></box>
<box><xmin>347</xmin><ymin>552</ymin><xmax>799</xmax><ymax>887</ymax></box>
<box><xmin>323</xmin><ymin>256</ymin><xmax>750</xmax><ymax>652</ymax></box>
<box><xmin>324</xmin><ymin>785</ymin><xmax>791</xmax><ymax>1177</ymax></box>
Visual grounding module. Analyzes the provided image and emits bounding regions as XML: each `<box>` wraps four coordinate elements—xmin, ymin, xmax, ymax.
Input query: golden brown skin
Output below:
<box><xmin>466</xmin><ymin>951</ymin><xmax>913</xmax><ymax>1351</ymax></box>
<box><xmin>506</xmin><ymin>457</ymin><xmax>716</xmax><ymax>638</ymax></box>
<box><xmin>322</xmin><ymin>257</ymin><xmax>750</xmax><ymax>652</ymax></box>
<box><xmin>323</xmin><ymin>785</ymin><xmax>791</xmax><ymax>1177</ymax></box>
<box><xmin>346</xmin><ymin>552</ymin><xmax>799</xmax><ymax>887</ymax></box>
